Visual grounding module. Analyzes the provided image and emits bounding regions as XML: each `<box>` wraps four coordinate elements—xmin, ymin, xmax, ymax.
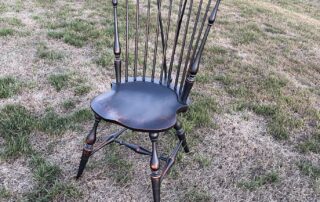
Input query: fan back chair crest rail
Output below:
<box><xmin>76</xmin><ymin>0</ymin><xmax>222</xmax><ymax>201</ymax></box>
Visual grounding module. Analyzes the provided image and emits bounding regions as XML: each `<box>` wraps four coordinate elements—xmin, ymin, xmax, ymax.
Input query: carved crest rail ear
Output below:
<box><xmin>76</xmin><ymin>0</ymin><xmax>222</xmax><ymax>201</ymax></box>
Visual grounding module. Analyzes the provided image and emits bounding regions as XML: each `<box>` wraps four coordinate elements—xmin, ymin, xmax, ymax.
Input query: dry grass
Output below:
<box><xmin>0</xmin><ymin>0</ymin><xmax>319</xmax><ymax>201</ymax></box>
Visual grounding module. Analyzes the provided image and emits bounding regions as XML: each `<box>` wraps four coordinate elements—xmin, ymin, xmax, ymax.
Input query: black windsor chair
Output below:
<box><xmin>76</xmin><ymin>0</ymin><xmax>222</xmax><ymax>201</ymax></box>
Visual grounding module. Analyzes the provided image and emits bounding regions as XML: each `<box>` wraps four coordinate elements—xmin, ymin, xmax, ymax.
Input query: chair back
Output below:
<box><xmin>111</xmin><ymin>0</ymin><xmax>221</xmax><ymax>102</ymax></box>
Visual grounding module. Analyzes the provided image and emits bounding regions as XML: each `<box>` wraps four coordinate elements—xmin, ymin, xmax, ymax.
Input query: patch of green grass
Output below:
<box><xmin>105</xmin><ymin>144</ymin><xmax>133</xmax><ymax>185</ymax></box>
<box><xmin>236</xmin><ymin>2</ymin><xmax>269</xmax><ymax>17</ymax></box>
<box><xmin>30</xmin><ymin>155</ymin><xmax>61</xmax><ymax>185</ymax></box>
<box><xmin>298</xmin><ymin>161</ymin><xmax>320</xmax><ymax>180</ymax></box>
<box><xmin>227</xmin><ymin>85</ymin><xmax>251</xmax><ymax>98</ymax></box>
<box><xmin>0</xmin><ymin>187</ymin><xmax>10</xmax><ymax>199</ymax></box>
<box><xmin>62</xmin><ymin>100</ymin><xmax>76</xmax><ymax>110</ymax></box>
<box><xmin>38</xmin><ymin>110</ymin><xmax>70</xmax><ymax>135</ymax></box>
<box><xmin>0</xmin><ymin>76</ymin><xmax>20</xmax><ymax>98</ymax></box>
<box><xmin>238</xmin><ymin>171</ymin><xmax>279</xmax><ymax>190</ymax></box>
<box><xmin>71</xmin><ymin>108</ymin><xmax>92</xmax><ymax>122</ymax></box>
<box><xmin>232</xmin><ymin>23</ymin><xmax>263</xmax><ymax>45</ymax></box>
<box><xmin>0</xmin><ymin>17</ymin><xmax>23</xmax><ymax>26</ymax></box>
<box><xmin>208</xmin><ymin>45</ymin><xmax>228</xmax><ymax>55</ymax></box>
<box><xmin>197</xmin><ymin>74</ymin><xmax>213</xmax><ymax>84</ymax></box>
<box><xmin>214</xmin><ymin>74</ymin><xmax>233</xmax><ymax>86</ymax></box>
<box><xmin>13</xmin><ymin>0</ymin><xmax>24</xmax><ymax>12</ymax></box>
<box><xmin>47</xmin><ymin>19</ymin><xmax>102</xmax><ymax>47</ymax></box>
<box><xmin>167</xmin><ymin>166</ymin><xmax>180</xmax><ymax>179</ymax></box>
<box><xmin>299</xmin><ymin>139</ymin><xmax>320</xmax><ymax>154</ymax></box>
<box><xmin>0</xmin><ymin>3</ymin><xmax>6</xmax><ymax>13</ymax></box>
<box><xmin>47</xmin><ymin>30</ymin><xmax>64</xmax><ymax>39</ymax></box>
<box><xmin>212</xmin><ymin>56</ymin><xmax>226</xmax><ymax>65</ymax></box>
<box><xmin>48</xmin><ymin>73</ymin><xmax>70</xmax><ymax>91</ymax></box>
<box><xmin>298</xmin><ymin>132</ymin><xmax>320</xmax><ymax>154</ymax></box>
<box><xmin>232</xmin><ymin>100</ymin><xmax>249</xmax><ymax>112</ymax></box>
<box><xmin>27</xmin><ymin>182</ymin><xmax>81</xmax><ymax>201</ymax></box>
<box><xmin>263</xmin><ymin>23</ymin><xmax>285</xmax><ymax>35</ymax></box>
<box><xmin>194</xmin><ymin>154</ymin><xmax>211</xmax><ymax>168</ymax></box>
<box><xmin>27</xmin><ymin>154</ymin><xmax>81</xmax><ymax>201</ymax></box>
<box><xmin>251</xmin><ymin>103</ymin><xmax>299</xmax><ymax>140</ymax></box>
<box><xmin>263</xmin><ymin>75</ymin><xmax>287</xmax><ymax>96</ymax></box>
<box><xmin>38</xmin><ymin>108</ymin><xmax>92</xmax><ymax>135</ymax></box>
<box><xmin>32</xmin><ymin>15</ymin><xmax>40</xmax><ymax>20</ymax></box>
<box><xmin>62</xmin><ymin>32</ymin><xmax>86</xmax><ymax>47</ymax></box>
<box><xmin>36</xmin><ymin>0</ymin><xmax>56</xmax><ymax>6</ymax></box>
<box><xmin>234</xmin><ymin>101</ymin><xmax>300</xmax><ymax>140</ymax></box>
<box><xmin>0</xmin><ymin>28</ymin><xmax>14</xmax><ymax>37</ymax></box>
<box><xmin>0</xmin><ymin>104</ymin><xmax>93</xmax><ymax>158</ymax></box>
<box><xmin>181</xmin><ymin>188</ymin><xmax>211</xmax><ymax>202</ymax></box>
<box><xmin>74</xmin><ymin>85</ymin><xmax>91</xmax><ymax>96</ymax></box>
<box><xmin>268</xmin><ymin>113</ymin><xmax>290</xmax><ymax>140</ymax></box>
<box><xmin>251</xmin><ymin>103</ymin><xmax>278</xmax><ymax>117</ymax></box>
<box><xmin>0</xmin><ymin>105</ymin><xmax>36</xmax><ymax>158</ymax></box>
<box><xmin>96</xmin><ymin>53</ymin><xmax>113</xmax><ymax>68</ymax></box>
<box><xmin>182</xmin><ymin>95</ymin><xmax>218</xmax><ymax>131</ymax></box>
<box><xmin>36</xmin><ymin>43</ymin><xmax>64</xmax><ymax>60</ymax></box>
<box><xmin>268</xmin><ymin>112</ymin><xmax>301</xmax><ymax>140</ymax></box>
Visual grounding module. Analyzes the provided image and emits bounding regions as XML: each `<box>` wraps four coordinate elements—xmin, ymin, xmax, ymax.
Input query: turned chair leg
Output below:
<box><xmin>149</xmin><ymin>133</ymin><xmax>161</xmax><ymax>202</ymax></box>
<box><xmin>76</xmin><ymin>115</ymin><xmax>101</xmax><ymax>179</ymax></box>
<box><xmin>174</xmin><ymin>121</ymin><xmax>190</xmax><ymax>153</ymax></box>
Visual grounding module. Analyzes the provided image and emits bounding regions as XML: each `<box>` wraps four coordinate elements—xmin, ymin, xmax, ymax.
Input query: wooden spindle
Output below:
<box><xmin>134</xmin><ymin>0</ymin><xmax>140</xmax><ymax>81</ymax></box>
<box><xmin>113</xmin><ymin>0</ymin><xmax>121</xmax><ymax>83</ymax></box>
<box><xmin>159</xmin><ymin>0</ymin><xmax>174</xmax><ymax>84</ymax></box>
<box><xmin>143</xmin><ymin>0</ymin><xmax>151</xmax><ymax>81</ymax></box>
<box><xmin>167</xmin><ymin>0</ymin><xmax>188</xmax><ymax>87</ymax></box>
<box><xmin>174</xmin><ymin>0</ymin><xmax>194</xmax><ymax>90</ymax></box>
<box><xmin>178</xmin><ymin>0</ymin><xmax>204</xmax><ymax>94</ymax></box>
<box><xmin>152</xmin><ymin>1</ymin><xmax>161</xmax><ymax>83</ymax></box>
<box><xmin>191</xmin><ymin>0</ymin><xmax>212</xmax><ymax>63</ymax></box>
<box><xmin>125</xmin><ymin>0</ymin><xmax>129</xmax><ymax>82</ymax></box>
<box><xmin>160</xmin><ymin>141</ymin><xmax>182</xmax><ymax>182</ymax></box>
<box><xmin>157</xmin><ymin>0</ymin><xmax>166</xmax><ymax>83</ymax></box>
<box><xmin>181</xmin><ymin>0</ymin><xmax>221</xmax><ymax>103</ymax></box>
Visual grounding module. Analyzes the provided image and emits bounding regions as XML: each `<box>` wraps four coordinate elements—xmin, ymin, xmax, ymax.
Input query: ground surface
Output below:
<box><xmin>0</xmin><ymin>0</ymin><xmax>319</xmax><ymax>201</ymax></box>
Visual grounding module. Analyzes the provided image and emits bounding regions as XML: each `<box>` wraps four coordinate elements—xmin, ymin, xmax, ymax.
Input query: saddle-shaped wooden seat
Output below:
<box><xmin>91</xmin><ymin>79</ymin><xmax>187</xmax><ymax>132</ymax></box>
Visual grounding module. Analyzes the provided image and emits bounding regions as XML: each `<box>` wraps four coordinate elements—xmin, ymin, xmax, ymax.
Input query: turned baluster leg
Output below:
<box><xmin>174</xmin><ymin>121</ymin><xmax>190</xmax><ymax>153</ymax></box>
<box><xmin>76</xmin><ymin>115</ymin><xmax>101</xmax><ymax>179</ymax></box>
<box><xmin>149</xmin><ymin>133</ymin><xmax>161</xmax><ymax>202</ymax></box>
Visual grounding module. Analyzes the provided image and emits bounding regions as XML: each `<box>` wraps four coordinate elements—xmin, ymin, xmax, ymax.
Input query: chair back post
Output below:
<box><xmin>181</xmin><ymin>0</ymin><xmax>221</xmax><ymax>103</ymax></box>
<box><xmin>113</xmin><ymin>0</ymin><xmax>121</xmax><ymax>83</ymax></box>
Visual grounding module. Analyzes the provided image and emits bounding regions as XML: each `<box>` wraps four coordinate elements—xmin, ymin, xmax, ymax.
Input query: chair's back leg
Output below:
<box><xmin>174</xmin><ymin>121</ymin><xmax>190</xmax><ymax>153</ymax></box>
<box><xmin>149</xmin><ymin>133</ymin><xmax>161</xmax><ymax>202</ymax></box>
<box><xmin>76</xmin><ymin>115</ymin><xmax>101</xmax><ymax>179</ymax></box>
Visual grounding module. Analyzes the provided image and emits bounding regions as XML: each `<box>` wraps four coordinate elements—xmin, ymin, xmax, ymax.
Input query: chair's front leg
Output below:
<box><xmin>174</xmin><ymin>121</ymin><xmax>190</xmax><ymax>153</ymax></box>
<box><xmin>149</xmin><ymin>133</ymin><xmax>161</xmax><ymax>202</ymax></box>
<box><xmin>76</xmin><ymin>114</ymin><xmax>101</xmax><ymax>179</ymax></box>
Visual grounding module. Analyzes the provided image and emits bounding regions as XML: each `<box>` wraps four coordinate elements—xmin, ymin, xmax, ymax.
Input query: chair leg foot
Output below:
<box><xmin>76</xmin><ymin>152</ymin><xmax>90</xmax><ymax>179</ymax></box>
<box><xmin>149</xmin><ymin>133</ymin><xmax>161</xmax><ymax>201</ymax></box>
<box><xmin>76</xmin><ymin>115</ymin><xmax>101</xmax><ymax>179</ymax></box>
<box><xmin>151</xmin><ymin>173</ymin><xmax>161</xmax><ymax>202</ymax></box>
<box><xmin>174</xmin><ymin>121</ymin><xmax>190</xmax><ymax>153</ymax></box>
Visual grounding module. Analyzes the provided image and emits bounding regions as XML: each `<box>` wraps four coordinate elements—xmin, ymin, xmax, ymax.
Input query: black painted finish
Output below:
<box><xmin>174</xmin><ymin>121</ymin><xmax>189</xmax><ymax>153</ymax></box>
<box><xmin>91</xmin><ymin>77</ymin><xmax>188</xmax><ymax>132</ymax></box>
<box><xmin>181</xmin><ymin>0</ymin><xmax>221</xmax><ymax>102</ymax></box>
<box><xmin>77</xmin><ymin>0</ymin><xmax>222</xmax><ymax>201</ymax></box>
<box><xmin>76</xmin><ymin>115</ymin><xmax>100</xmax><ymax>179</ymax></box>
<box><xmin>149</xmin><ymin>133</ymin><xmax>161</xmax><ymax>202</ymax></box>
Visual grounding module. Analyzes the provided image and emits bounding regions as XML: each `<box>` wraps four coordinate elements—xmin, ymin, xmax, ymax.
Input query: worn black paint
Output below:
<box><xmin>77</xmin><ymin>0</ymin><xmax>222</xmax><ymax>201</ymax></box>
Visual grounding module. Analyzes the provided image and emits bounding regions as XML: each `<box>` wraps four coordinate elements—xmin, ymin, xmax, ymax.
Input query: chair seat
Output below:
<box><xmin>91</xmin><ymin>80</ymin><xmax>188</xmax><ymax>132</ymax></box>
